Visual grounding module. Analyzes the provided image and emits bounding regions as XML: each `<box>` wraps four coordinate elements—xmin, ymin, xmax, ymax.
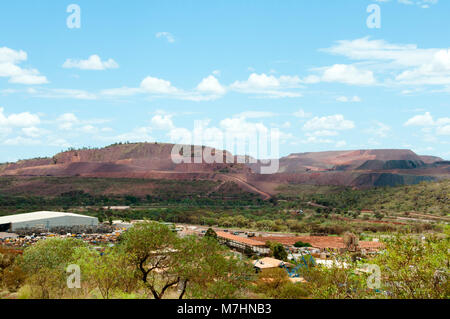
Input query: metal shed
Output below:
<box><xmin>0</xmin><ymin>211</ymin><xmax>99</xmax><ymax>232</ymax></box>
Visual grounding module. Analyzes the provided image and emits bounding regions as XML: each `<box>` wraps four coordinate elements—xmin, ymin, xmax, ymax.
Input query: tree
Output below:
<box><xmin>294</xmin><ymin>241</ymin><xmax>312</xmax><ymax>248</ymax></box>
<box><xmin>204</xmin><ymin>228</ymin><xmax>218</xmax><ymax>240</ymax></box>
<box><xmin>120</xmin><ymin>221</ymin><xmax>181</xmax><ymax>299</ymax></box>
<box><xmin>300</xmin><ymin>254</ymin><xmax>372</xmax><ymax>299</ymax></box>
<box><xmin>175</xmin><ymin>236</ymin><xmax>255</xmax><ymax>299</ymax></box>
<box><xmin>74</xmin><ymin>247</ymin><xmax>139</xmax><ymax>299</ymax></box>
<box><xmin>373</xmin><ymin>234</ymin><xmax>449</xmax><ymax>299</ymax></box>
<box><xmin>0</xmin><ymin>247</ymin><xmax>25</xmax><ymax>292</ymax></box>
<box><xmin>19</xmin><ymin>238</ymin><xmax>86</xmax><ymax>298</ymax></box>
<box><xmin>267</xmin><ymin>242</ymin><xmax>288</xmax><ymax>261</ymax></box>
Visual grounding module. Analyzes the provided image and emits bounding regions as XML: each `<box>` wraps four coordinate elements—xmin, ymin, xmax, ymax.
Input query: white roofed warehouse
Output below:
<box><xmin>0</xmin><ymin>211</ymin><xmax>99</xmax><ymax>232</ymax></box>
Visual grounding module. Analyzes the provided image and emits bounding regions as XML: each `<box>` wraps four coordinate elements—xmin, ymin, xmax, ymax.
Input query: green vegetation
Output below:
<box><xmin>267</xmin><ymin>242</ymin><xmax>288</xmax><ymax>261</ymax></box>
<box><xmin>1</xmin><ymin>225</ymin><xmax>448</xmax><ymax>299</ymax></box>
<box><xmin>373</xmin><ymin>233</ymin><xmax>449</xmax><ymax>298</ymax></box>
<box><xmin>294</xmin><ymin>241</ymin><xmax>312</xmax><ymax>248</ymax></box>
<box><xmin>0</xmin><ymin>177</ymin><xmax>448</xmax><ymax>299</ymax></box>
<box><xmin>1</xmin><ymin>222</ymin><xmax>255</xmax><ymax>299</ymax></box>
<box><xmin>204</xmin><ymin>228</ymin><xmax>218</xmax><ymax>240</ymax></box>
<box><xmin>277</xmin><ymin>179</ymin><xmax>450</xmax><ymax>215</ymax></box>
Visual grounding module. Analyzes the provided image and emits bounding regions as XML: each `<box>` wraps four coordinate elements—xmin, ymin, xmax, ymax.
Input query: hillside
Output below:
<box><xmin>277</xmin><ymin>179</ymin><xmax>450</xmax><ymax>216</ymax></box>
<box><xmin>0</xmin><ymin>143</ymin><xmax>448</xmax><ymax>198</ymax></box>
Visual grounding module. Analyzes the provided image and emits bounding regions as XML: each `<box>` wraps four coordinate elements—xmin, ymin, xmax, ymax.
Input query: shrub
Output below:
<box><xmin>294</xmin><ymin>241</ymin><xmax>312</xmax><ymax>248</ymax></box>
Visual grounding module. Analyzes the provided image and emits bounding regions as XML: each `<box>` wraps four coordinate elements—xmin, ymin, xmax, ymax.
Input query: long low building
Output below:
<box><xmin>216</xmin><ymin>231</ymin><xmax>270</xmax><ymax>255</ymax></box>
<box><xmin>0</xmin><ymin>211</ymin><xmax>99</xmax><ymax>232</ymax></box>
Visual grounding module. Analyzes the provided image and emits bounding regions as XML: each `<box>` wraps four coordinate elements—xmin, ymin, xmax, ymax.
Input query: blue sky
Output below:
<box><xmin>0</xmin><ymin>0</ymin><xmax>449</xmax><ymax>162</ymax></box>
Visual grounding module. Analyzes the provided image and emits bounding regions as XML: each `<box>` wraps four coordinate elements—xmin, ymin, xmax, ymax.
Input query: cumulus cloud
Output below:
<box><xmin>140</xmin><ymin>76</ymin><xmax>179</xmax><ymax>94</ymax></box>
<box><xmin>319</xmin><ymin>64</ymin><xmax>376</xmax><ymax>86</ymax></box>
<box><xmin>57</xmin><ymin>113</ymin><xmax>79</xmax><ymax>130</ymax></box>
<box><xmin>395</xmin><ymin>49</ymin><xmax>450</xmax><ymax>85</ymax></box>
<box><xmin>101</xmin><ymin>74</ymin><xmax>226</xmax><ymax>101</ymax></box>
<box><xmin>404</xmin><ymin>112</ymin><xmax>435</xmax><ymax>126</ymax></box>
<box><xmin>0</xmin><ymin>107</ymin><xmax>40</xmax><ymax>127</ymax></box>
<box><xmin>404</xmin><ymin>112</ymin><xmax>450</xmax><ymax>138</ymax></box>
<box><xmin>0</xmin><ymin>47</ymin><xmax>48</xmax><ymax>84</ymax></box>
<box><xmin>230</xmin><ymin>73</ymin><xmax>302</xmax><ymax>98</ymax></box>
<box><xmin>321</xmin><ymin>37</ymin><xmax>450</xmax><ymax>88</ymax></box>
<box><xmin>151</xmin><ymin>114</ymin><xmax>175</xmax><ymax>130</ymax></box>
<box><xmin>196</xmin><ymin>75</ymin><xmax>226</xmax><ymax>95</ymax></box>
<box><xmin>0</xmin><ymin>108</ymin><xmax>76</xmax><ymax>148</ymax></box>
<box><xmin>63</xmin><ymin>55</ymin><xmax>119</xmax><ymax>70</ymax></box>
<box><xmin>303</xmin><ymin>114</ymin><xmax>355</xmax><ymax>131</ymax></box>
<box><xmin>22</xmin><ymin>126</ymin><xmax>45</xmax><ymax>138</ymax></box>
<box><xmin>55</xmin><ymin>113</ymin><xmax>110</xmax><ymax>134</ymax></box>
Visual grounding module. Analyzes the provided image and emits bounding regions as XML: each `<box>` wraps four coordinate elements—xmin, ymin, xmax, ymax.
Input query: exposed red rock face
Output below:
<box><xmin>0</xmin><ymin>143</ymin><xmax>448</xmax><ymax>198</ymax></box>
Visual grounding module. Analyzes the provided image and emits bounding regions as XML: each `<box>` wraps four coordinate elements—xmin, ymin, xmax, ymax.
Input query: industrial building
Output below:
<box><xmin>216</xmin><ymin>231</ymin><xmax>270</xmax><ymax>255</ymax></box>
<box><xmin>0</xmin><ymin>211</ymin><xmax>99</xmax><ymax>232</ymax></box>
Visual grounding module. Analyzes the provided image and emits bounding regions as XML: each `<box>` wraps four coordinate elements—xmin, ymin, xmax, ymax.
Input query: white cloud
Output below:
<box><xmin>3</xmin><ymin>136</ymin><xmax>42</xmax><ymax>146</ymax></box>
<box><xmin>320</xmin><ymin>64</ymin><xmax>376</xmax><ymax>86</ymax></box>
<box><xmin>235</xmin><ymin>111</ymin><xmax>276</xmax><ymax>119</ymax></box>
<box><xmin>230</xmin><ymin>73</ymin><xmax>302</xmax><ymax>98</ymax></box>
<box><xmin>140</xmin><ymin>76</ymin><xmax>179</xmax><ymax>94</ymax></box>
<box><xmin>63</xmin><ymin>55</ymin><xmax>119</xmax><ymax>70</ymax></box>
<box><xmin>156</xmin><ymin>32</ymin><xmax>175</xmax><ymax>43</ymax></box>
<box><xmin>151</xmin><ymin>114</ymin><xmax>175</xmax><ymax>130</ymax></box>
<box><xmin>366</xmin><ymin>121</ymin><xmax>391</xmax><ymax>138</ymax></box>
<box><xmin>303</xmin><ymin>114</ymin><xmax>355</xmax><ymax>131</ymax></box>
<box><xmin>33</xmin><ymin>88</ymin><xmax>97</xmax><ymax>100</ymax></box>
<box><xmin>336</xmin><ymin>95</ymin><xmax>362</xmax><ymax>103</ymax></box>
<box><xmin>323</xmin><ymin>37</ymin><xmax>432</xmax><ymax>67</ymax></box>
<box><xmin>293</xmin><ymin>109</ymin><xmax>312</xmax><ymax>118</ymax></box>
<box><xmin>101</xmin><ymin>74</ymin><xmax>226</xmax><ymax>101</ymax></box>
<box><xmin>404</xmin><ymin>112</ymin><xmax>450</xmax><ymax>139</ymax></box>
<box><xmin>57</xmin><ymin>113</ymin><xmax>78</xmax><ymax>130</ymax></box>
<box><xmin>22</xmin><ymin>126</ymin><xmax>45</xmax><ymax>138</ymax></box>
<box><xmin>196</xmin><ymin>75</ymin><xmax>226</xmax><ymax>95</ymax></box>
<box><xmin>0</xmin><ymin>47</ymin><xmax>48</xmax><ymax>84</ymax></box>
<box><xmin>301</xmin><ymin>136</ymin><xmax>333</xmax><ymax>144</ymax></box>
<box><xmin>79</xmin><ymin>125</ymin><xmax>98</xmax><ymax>134</ymax></box>
<box><xmin>0</xmin><ymin>107</ymin><xmax>41</xmax><ymax>127</ymax></box>
<box><xmin>437</xmin><ymin>125</ymin><xmax>450</xmax><ymax>135</ymax></box>
<box><xmin>322</xmin><ymin>37</ymin><xmax>449</xmax><ymax>88</ymax></box>
<box><xmin>404</xmin><ymin>112</ymin><xmax>435</xmax><ymax>126</ymax></box>
<box><xmin>395</xmin><ymin>49</ymin><xmax>450</xmax><ymax>85</ymax></box>
<box><xmin>55</xmin><ymin>113</ymin><xmax>109</xmax><ymax>134</ymax></box>
<box><xmin>396</xmin><ymin>0</ymin><xmax>438</xmax><ymax>8</ymax></box>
